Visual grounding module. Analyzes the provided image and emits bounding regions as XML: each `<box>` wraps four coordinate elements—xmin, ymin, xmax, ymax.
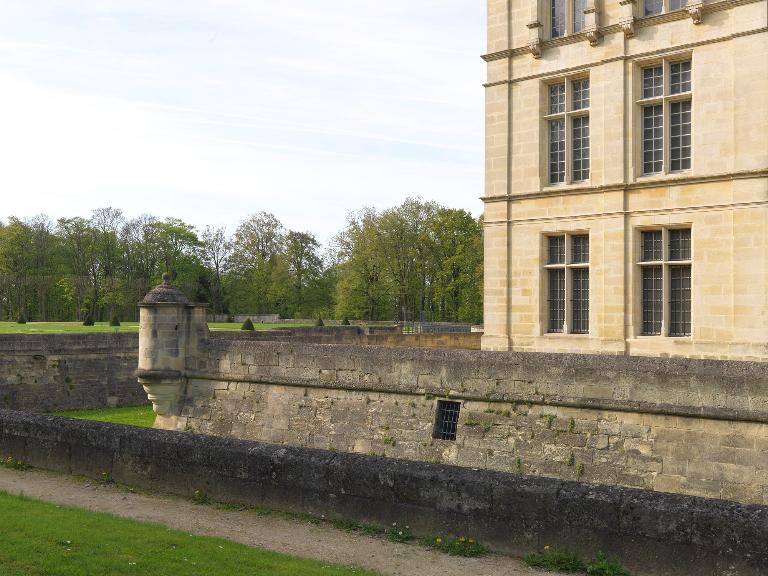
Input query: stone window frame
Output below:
<box><xmin>543</xmin><ymin>74</ymin><xmax>591</xmax><ymax>187</ymax></box>
<box><xmin>634</xmin><ymin>53</ymin><xmax>694</xmax><ymax>179</ymax></box>
<box><xmin>636</xmin><ymin>225</ymin><xmax>693</xmax><ymax>338</ymax></box>
<box><xmin>542</xmin><ymin>232</ymin><xmax>591</xmax><ymax>335</ymax></box>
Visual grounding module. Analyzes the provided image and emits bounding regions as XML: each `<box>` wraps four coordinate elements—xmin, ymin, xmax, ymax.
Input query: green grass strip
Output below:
<box><xmin>0</xmin><ymin>490</ymin><xmax>380</xmax><ymax>576</ymax></box>
<box><xmin>49</xmin><ymin>405</ymin><xmax>157</xmax><ymax>428</ymax></box>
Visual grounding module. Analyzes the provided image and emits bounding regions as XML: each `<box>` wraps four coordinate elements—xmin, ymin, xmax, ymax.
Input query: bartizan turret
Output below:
<box><xmin>137</xmin><ymin>273</ymin><xmax>208</xmax><ymax>424</ymax></box>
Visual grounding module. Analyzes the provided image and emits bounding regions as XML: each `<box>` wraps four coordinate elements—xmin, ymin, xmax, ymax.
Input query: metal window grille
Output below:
<box><xmin>571</xmin><ymin>234</ymin><xmax>590</xmax><ymax>263</ymax></box>
<box><xmin>549</xmin><ymin>83</ymin><xmax>566</xmax><ymax>114</ymax></box>
<box><xmin>549</xmin><ymin>120</ymin><xmax>566</xmax><ymax>184</ymax></box>
<box><xmin>669</xmin><ymin>265</ymin><xmax>692</xmax><ymax>336</ymax></box>
<box><xmin>548</xmin><ymin>235</ymin><xmax>566</xmax><ymax>264</ymax></box>
<box><xmin>572</xmin><ymin>79</ymin><xmax>590</xmax><ymax>110</ymax></box>
<box><xmin>641</xmin><ymin>230</ymin><xmax>663</xmax><ymax>261</ymax></box>
<box><xmin>669</xmin><ymin>228</ymin><xmax>691</xmax><ymax>261</ymax></box>
<box><xmin>642</xmin><ymin>66</ymin><xmax>664</xmax><ymax>98</ymax></box>
<box><xmin>641</xmin><ymin>266</ymin><xmax>664</xmax><ymax>335</ymax></box>
<box><xmin>573</xmin><ymin>0</ymin><xmax>586</xmax><ymax>32</ymax></box>
<box><xmin>433</xmin><ymin>400</ymin><xmax>461</xmax><ymax>441</ymax></box>
<box><xmin>548</xmin><ymin>269</ymin><xmax>566</xmax><ymax>333</ymax></box>
<box><xmin>670</xmin><ymin>61</ymin><xmax>692</xmax><ymax>94</ymax></box>
<box><xmin>642</xmin><ymin>105</ymin><xmax>664</xmax><ymax>174</ymax></box>
<box><xmin>670</xmin><ymin>100</ymin><xmax>691</xmax><ymax>172</ymax></box>
<box><xmin>551</xmin><ymin>0</ymin><xmax>566</xmax><ymax>37</ymax></box>
<box><xmin>644</xmin><ymin>0</ymin><xmax>663</xmax><ymax>15</ymax></box>
<box><xmin>571</xmin><ymin>268</ymin><xmax>590</xmax><ymax>334</ymax></box>
<box><xmin>572</xmin><ymin>116</ymin><xmax>590</xmax><ymax>182</ymax></box>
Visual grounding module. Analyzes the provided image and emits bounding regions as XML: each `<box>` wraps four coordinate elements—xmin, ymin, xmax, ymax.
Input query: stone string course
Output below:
<box><xmin>0</xmin><ymin>334</ymin><xmax>145</xmax><ymax>412</ymax></box>
<box><xmin>167</xmin><ymin>338</ymin><xmax>768</xmax><ymax>506</ymax></box>
<box><xmin>1</xmin><ymin>409</ymin><xmax>766</xmax><ymax>576</ymax></box>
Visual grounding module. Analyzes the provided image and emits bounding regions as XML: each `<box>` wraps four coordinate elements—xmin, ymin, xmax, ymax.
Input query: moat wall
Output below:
<box><xmin>162</xmin><ymin>336</ymin><xmax>768</xmax><ymax>506</ymax></box>
<box><xmin>1</xmin><ymin>410</ymin><xmax>766</xmax><ymax>576</ymax></box>
<box><xmin>0</xmin><ymin>334</ymin><xmax>145</xmax><ymax>412</ymax></box>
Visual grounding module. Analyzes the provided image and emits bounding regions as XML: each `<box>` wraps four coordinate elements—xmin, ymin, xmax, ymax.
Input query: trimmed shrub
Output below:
<box><xmin>315</xmin><ymin>317</ymin><xmax>325</xmax><ymax>327</ymax></box>
<box><xmin>82</xmin><ymin>314</ymin><xmax>95</xmax><ymax>327</ymax></box>
<box><xmin>241</xmin><ymin>318</ymin><xmax>255</xmax><ymax>331</ymax></box>
<box><xmin>341</xmin><ymin>317</ymin><xmax>351</xmax><ymax>326</ymax></box>
<box><xmin>15</xmin><ymin>313</ymin><xmax>26</xmax><ymax>325</ymax></box>
<box><xmin>109</xmin><ymin>315</ymin><xmax>121</xmax><ymax>327</ymax></box>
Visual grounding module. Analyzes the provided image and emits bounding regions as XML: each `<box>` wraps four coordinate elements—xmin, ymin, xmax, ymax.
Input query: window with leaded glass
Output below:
<box><xmin>571</xmin><ymin>268</ymin><xmax>590</xmax><ymax>334</ymax></box>
<box><xmin>669</xmin><ymin>266</ymin><xmax>691</xmax><ymax>336</ymax></box>
<box><xmin>573</xmin><ymin>0</ymin><xmax>586</xmax><ymax>32</ymax></box>
<box><xmin>669</xmin><ymin>228</ymin><xmax>691</xmax><ymax>261</ymax></box>
<box><xmin>548</xmin><ymin>269</ymin><xmax>566</xmax><ymax>333</ymax></box>
<box><xmin>641</xmin><ymin>230</ymin><xmax>663</xmax><ymax>261</ymax></box>
<box><xmin>545</xmin><ymin>76</ymin><xmax>589</xmax><ymax>185</ymax></box>
<box><xmin>549</xmin><ymin>84</ymin><xmax>566</xmax><ymax>114</ymax></box>
<box><xmin>670</xmin><ymin>100</ymin><xmax>691</xmax><ymax>172</ymax></box>
<box><xmin>670</xmin><ymin>61</ymin><xmax>692</xmax><ymax>94</ymax></box>
<box><xmin>645</xmin><ymin>0</ymin><xmax>688</xmax><ymax>15</ymax></box>
<box><xmin>638</xmin><ymin>227</ymin><xmax>692</xmax><ymax>337</ymax></box>
<box><xmin>642</xmin><ymin>105</ymin><xmax>664</xmax><ymax>174</ymax></box>
<box><xmin>548</xmin><ymin>235</ymin><xmax>566</xmax><ymax>264</ymax></box>
<box><xmin>571</xmin><ymin>234</ymin><xmax>590</xmax><ymax>264</ymax></box>
<box><xmin>551</xmin><ymin>0</ymin><xmax>566</xmax><ymax>37</ymax></box>
<box><xmin>572</xmin><ymin>116</ymin><xmax>590</xmax><ymax>182</ymax></box>
<box><xmin>642</xmin><ymin>66</ymin><xmax>663</xmax><ymax>98</ymax></box>
<box><xmin>545</xmin><ymin>233</ymin><xmax>589</xmax><ymax>335</ymax></box>
<box><xmin>642</xmin><ymin>266</ymin><xmax>663</xmax><ymax>335</ymax></box>
<box><xmin>572</xmin><ymin>79</ymin><xmax>590</xmax><ymax>110</ymax></box>
<box><xmin>638</xmin><ymin>59</ymin><xmax>693</xmax><ymax>176</ymax></box>
<box><xmin>549</xmin><ymin>120</ymin><xmax>566</xmax><ymax>184</ymax></box>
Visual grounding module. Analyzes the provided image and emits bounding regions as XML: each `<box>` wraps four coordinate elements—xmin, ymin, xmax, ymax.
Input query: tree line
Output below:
<box><xmin>0</xmin><ymin>198</ymin><xmax>483</xmax><ymax>324</ymax></box>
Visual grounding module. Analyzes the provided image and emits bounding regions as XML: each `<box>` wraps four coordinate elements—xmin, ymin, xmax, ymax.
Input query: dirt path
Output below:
<box><xmin>0</xmin><ymin>467</ymin><xmax>554</xmax><ymax>576</ymax></box>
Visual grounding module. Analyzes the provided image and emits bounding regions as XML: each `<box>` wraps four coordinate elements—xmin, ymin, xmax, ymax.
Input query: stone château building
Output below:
<box><xmin>481</xmin><ymin>0</ymin><xmax>767</xmax><ymax>360</ymax></box>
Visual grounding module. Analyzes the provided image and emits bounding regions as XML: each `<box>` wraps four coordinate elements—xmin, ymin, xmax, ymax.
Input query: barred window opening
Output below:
<box><xmin>571</xmin><ymin>268</ymin><xmax>590</xmax><ymax>334</ymax></box>
<box><xmin>433</xmin><ymin>400</ymin><xmax>461</xmax><ymax>441</ymax></box>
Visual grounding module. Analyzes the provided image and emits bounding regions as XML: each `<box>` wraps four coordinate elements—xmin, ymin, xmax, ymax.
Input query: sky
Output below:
<box><xmin>0</xmin><ymin>1</ymin><xmax>486</xmax><ymax>243</ymax></box>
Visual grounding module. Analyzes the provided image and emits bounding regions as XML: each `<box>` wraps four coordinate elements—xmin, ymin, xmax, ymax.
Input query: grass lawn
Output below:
<box><xmin>0</xmin><ymin>321</ymin><xmax>314</xmax><ymax>334</ymax></box>
<box><xmin>49</xmin><ymin>405</ymin><xmax>157</xmax><ymax>428</ymax></box>
<box><xmin>0</xmin><ymin>490</ymin><xmax>379</xmax><ymax>576</ymax></box>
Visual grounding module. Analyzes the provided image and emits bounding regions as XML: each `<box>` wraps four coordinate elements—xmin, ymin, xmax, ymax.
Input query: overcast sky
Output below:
<box><xmin>0</xmin><ymin>1</ymin><xmax>486</xmax><ymax>243</ymax></box>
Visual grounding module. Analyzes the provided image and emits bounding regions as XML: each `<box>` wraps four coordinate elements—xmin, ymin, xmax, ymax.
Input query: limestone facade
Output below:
<box><xmin>481</xmin><ymin>0</ymin><xmax>768</xmax><ymax>360</ymax></box>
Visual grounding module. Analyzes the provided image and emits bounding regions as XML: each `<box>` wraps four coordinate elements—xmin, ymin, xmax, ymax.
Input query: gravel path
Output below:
<box><xmin>0</xmin><ymin>467</ymin><xmax>555</xmax><ymax>576</ymax></box>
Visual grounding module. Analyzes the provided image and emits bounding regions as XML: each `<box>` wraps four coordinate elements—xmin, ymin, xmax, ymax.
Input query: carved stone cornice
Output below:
<box><xmin>687</xmin><ymin>0</ymin><xmax>704</xmax><ymax>23</ymax></box>
<box><xmin>527</xmin><ymin>20</ymin><xmax>543</xmax><ymax>59</ymax></box>
<box><xmin>583</xmin><ymin>0</ymin><xmax>602</xmax><ymax>46</ymax></box>
<box><xmin>619</xmin><ymin>0</ymin><xmax>637</xmax><ymax>38</ymax></box>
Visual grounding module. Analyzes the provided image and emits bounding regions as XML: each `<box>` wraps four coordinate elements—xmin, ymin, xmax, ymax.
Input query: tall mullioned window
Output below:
<box><xmin>639</xmin><ymin>58</ymin><xmax>692</xmax><ymax>176</ymax></box>
<box><xmin>546</xmin><ymin>77</ymin><xmax>590</xmax><ymax>185</ymax></box>
<box><xmin>639</xmin><ymin>228</ymin><xmax>692</xmax><ymax>337</ymax></box>
<box><xmin>545</xmin><ymin>233</ymin><xmax>590</xmax><ymax>334</ymax></box>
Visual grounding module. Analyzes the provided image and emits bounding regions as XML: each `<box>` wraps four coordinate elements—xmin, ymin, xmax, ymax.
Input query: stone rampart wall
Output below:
<box><xmin>0</xmin><ymin>334</ymin><xmax>145</xmax><ymax>412</ymax></box>
<box><xmin>1</xmin><ymin>409</ymin><xmax>765</xmax><ymax>576</ymax></box>
<box><xmin>168</xmin><ymin>340</ymin><xmax>768</xmax><ymax>505</ymax></box>
<box><xmin>211</xmin><ymin>328</ymin><xmax>482</xmax><ymax>350</ymax></box>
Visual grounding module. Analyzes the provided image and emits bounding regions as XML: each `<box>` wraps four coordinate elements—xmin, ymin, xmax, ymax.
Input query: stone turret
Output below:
<box><xmin>137</xmin><ymin>273</ymin><xmax>207</xmax><ymax>419</ymax></box>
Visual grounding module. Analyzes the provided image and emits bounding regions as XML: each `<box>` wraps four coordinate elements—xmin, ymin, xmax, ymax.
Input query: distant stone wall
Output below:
<box><xmin>214</xmin><ymin>327</ymin><xmax>482</xmax><ymax>350</ymax></box>
<box><xmin>1</xmin><ymin>409</ymin><xmax>765</xmax><ymax>576</ymax></box>
<box><xmin>0</xmin><ymin>334</ymin><xmax>145</xmax><ymax>412</ymax></box>
<box><xmin>164</xmin><ymin>339</ymin><xmax>768</xmax><ymax>505</ymax></box>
